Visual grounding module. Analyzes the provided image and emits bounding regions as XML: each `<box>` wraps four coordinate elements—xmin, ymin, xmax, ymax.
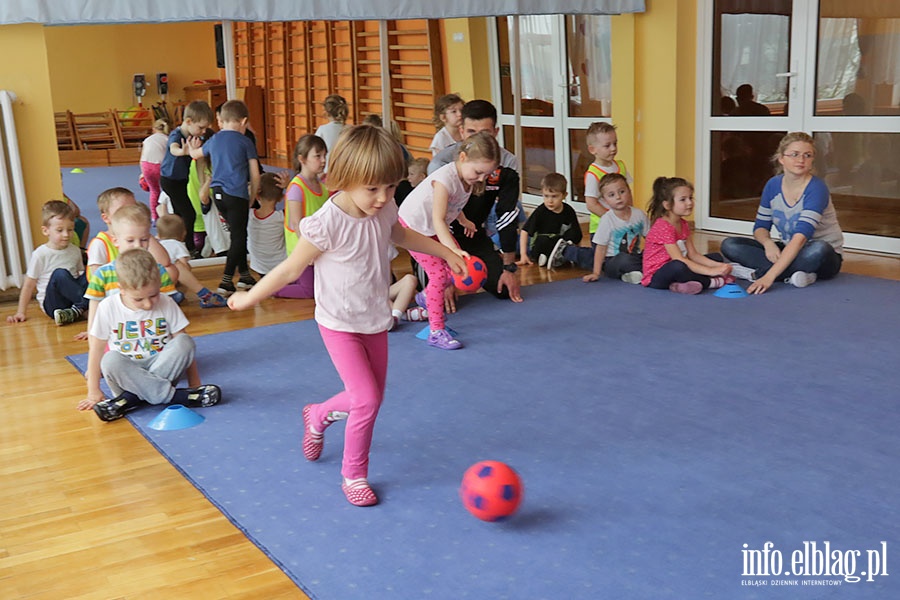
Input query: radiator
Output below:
<box><xmin>0</xmin><ymin>90</ymin><xmax>32</xmax><ymax>291</ymax></box>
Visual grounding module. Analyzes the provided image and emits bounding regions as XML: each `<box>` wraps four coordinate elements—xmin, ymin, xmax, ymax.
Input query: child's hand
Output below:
<box><xmin>516</xmin><ymin>256</ymin><xmax>533</xmax><ymax>266</ymax></box>
<box><xmin>274</xmin><ymin>170</ymin><xmax>293</xmax><ymax>189</ymax></box>
<box><xmin>446</xmin><ymin>252</ymin><xmax>468</xmax><ymax>276</ymax></box>
<box><xmin>6</xmin><ymin>312</ymin><xmax>26</xmax><ymax>323</ymax></box>
<box><xmin>77</xmin><ymin>393</ymin><xmax>103</xmax><ymax>411</ymax></box>
<box><xmin>582</xmin><ymin>273</ymin><xmax>600</xmax><ymax>283</ymax></box>
<box><xmin>73</xmin><ymin>330</ymin><xmax>89</xmax><ymax>341</ymax></box>
<box><xmin>227</xmin><ymin>291</ymin><xmax>254</xmax><ymax>311</ymax></box>
<box><xmin>457</xmin><ymin>216</ymin><xmax>477</xmax><ymax>238</ymax></box>
<box><xmin>714</xmin><ymin>262</ymin><xmax>732</xmax><ymax>277</ymax></box>
<box><xmin>763</xmin><ymin>241</ymin><xmax>781</xmax><ymax>264</ymax></box>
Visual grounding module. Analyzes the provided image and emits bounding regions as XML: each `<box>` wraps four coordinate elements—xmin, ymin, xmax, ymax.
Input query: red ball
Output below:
<box><xmin>138</xmin><ymin>174</ymin><xmax>150</xmax><ymax>192</ymax></box>
<box><xmin>452</xmin><ymin>255</ymin><xmax>488</xmax><ymax>293</ymax></box>
<box><xmin>460</xmin><ymin>460</ymin><xmax>523</xmax><ymax>522</ymax></box>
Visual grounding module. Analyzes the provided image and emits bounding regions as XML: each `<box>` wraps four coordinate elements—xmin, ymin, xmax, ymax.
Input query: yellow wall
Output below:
<box><xmin>442</xmin><ymin>18</ymin><xmax>493</xmax><ymax>101</ymax></box>
<box><xmin>633</xmin><ymin>1</ymin><xmax>697</xmax><ymax>209</ymax></box>
<box><xmin>0</xmin><ymin>24</ymin><xmax>63</xmax><ymax>245</ymax></box>
<box><xmin>45</xmin><ymin>22</ymin><xmax>221</xmax><ymax>112</ymax></box>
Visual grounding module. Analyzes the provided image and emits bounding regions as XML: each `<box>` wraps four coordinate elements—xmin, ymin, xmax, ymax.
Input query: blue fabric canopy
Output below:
<box><xmin>0</xmin><ymin>1</ymin><xmax>644</xmax><ymax>25</ymax></box>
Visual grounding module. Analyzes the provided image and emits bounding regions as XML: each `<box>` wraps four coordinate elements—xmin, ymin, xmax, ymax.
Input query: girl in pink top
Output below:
<box><xmin>641</xmin><ymin>176</ymin><xmax>733</xmax><ymax>294</ymax></box>
<box><xmin>228</xmin><ymin>125</ymin><xmax>465</xmax><ymax>507</ymax></box>
<box><xmin>397</xmin><ymin>131</ymin><xmax>500</xmax><ymax>350</ymax></box>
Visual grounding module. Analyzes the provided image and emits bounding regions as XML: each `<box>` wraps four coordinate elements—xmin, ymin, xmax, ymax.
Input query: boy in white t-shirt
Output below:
<box><xmin>6</xmin><ymin>200</ymin><xmax>87</xmax><ymax>326</ymax></box>
<box><xmin>77</xmin><ymin>248</ymin><xmax>221</xmax><ymax>422</ymax></box>
<box><xmin>580</xmin><ymin>173</ymin><xmax>648</xmax><ymax>284</ymax></box>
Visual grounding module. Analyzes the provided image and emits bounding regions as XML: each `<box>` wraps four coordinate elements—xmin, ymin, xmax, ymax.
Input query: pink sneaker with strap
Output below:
<box><xmin>342</xmin><ymin>478</ymin><xmax>378</xmax><ymax>506</ymax></box>
<box><xmin>302</xmin><ymin>405</ymin><xmax>324</xmax><ymax>461</ymax></box>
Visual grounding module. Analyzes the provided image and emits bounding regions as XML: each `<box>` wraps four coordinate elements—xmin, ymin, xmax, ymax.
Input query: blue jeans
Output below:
<box><xmin>562</xmin><ymin>243</ymin><xmax>597</xmax><ymax>271</ymax></box>
<box><xmin>42</xmin><ymin>269</ymin><xmax>88</xmax><ymax>315</ymax></box>
<box><xmin>720</xmin><ymin>237</ymin><xmax>842</xmax><ymax>280</ymax></box>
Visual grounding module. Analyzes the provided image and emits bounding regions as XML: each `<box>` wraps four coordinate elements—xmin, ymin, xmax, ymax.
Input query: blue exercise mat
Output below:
<box><xmin>67</xmin><ymin>275</ymin><xmax>900</xmax><ymax>599</ymax></box>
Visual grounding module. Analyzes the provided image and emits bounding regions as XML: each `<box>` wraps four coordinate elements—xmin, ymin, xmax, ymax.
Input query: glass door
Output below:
<box><xmin>699</xmin><ymin>0</ymin><xmax>900</xmax><ymax>254</ymax></box>
<box><xmin>490</xmin><ymin>15</ymin><xmax>613</xmax><ymax>210</ymax></box>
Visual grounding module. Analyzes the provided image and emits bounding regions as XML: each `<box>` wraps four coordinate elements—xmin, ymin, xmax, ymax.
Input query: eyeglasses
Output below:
<box><xmin>783</xmin><ymin>152</ymin><xmax>814</xmax><ymax>160</ymax></box>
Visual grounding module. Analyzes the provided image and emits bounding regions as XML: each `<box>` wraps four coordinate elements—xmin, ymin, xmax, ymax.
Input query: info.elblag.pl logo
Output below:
<box><xmin>741</xmin><ymin>541</ymin><xmax>889</xmax><ymax>585</ymax></box>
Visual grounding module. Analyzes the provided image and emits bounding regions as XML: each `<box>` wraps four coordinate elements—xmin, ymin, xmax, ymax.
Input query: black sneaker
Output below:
<box><xmin>236</xmin><ymin>274</ymin><xmax>257</xmax><ymax>290</ymax></box>
<box><xmin>183</xmin><ymin>384</ymin><xmax>222</xmax><ymax>407</ymax></box>
<box><xmin>53</xmin><ymin>307</ymin><xmax>79</xmax><ymax>326</ymax></box>
<box><xmin>93</xmin><ymin>396</ymin><xmax>137</xmax><ymax>422</ymax></box>
<box><xmin>217</xmin><ymin>280</ymin><xmax>236</xmax><ymax>295</ymax></box>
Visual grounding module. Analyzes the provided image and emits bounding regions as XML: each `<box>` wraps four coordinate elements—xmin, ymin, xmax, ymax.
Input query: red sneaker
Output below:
<box><xmin>342</xmin><ymin>479</ymin><xmax>378</xmax><ymax>506</ymax></box>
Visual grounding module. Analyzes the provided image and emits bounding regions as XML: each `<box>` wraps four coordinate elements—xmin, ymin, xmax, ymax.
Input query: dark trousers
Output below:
<box><xmin>212</xmin><ymin>187</ymin><xmax>250</xmax><ymax>277</ymax></box>
<box><xmin>603</xmin><ymin>252</ymin><xmax>643</xmax><ymax>279</ymax></box>
<box><xmin>42</xmin><ymin>268</ymin><xmax>88</xmax><ymax>315</ymax></box>
<box><xmin>160</xmin><ymin>176</ymin><xmax>196</xmax><ymax>253</ymax></box>
<box><xmin>527</xmin><ymin>235</ymin><xmax>561</xmax><ymax>260</ymax></box>
<box><xmin>647</xmin><ymin>252</ymin><xmax>725</xmax><ymax>290</ymax></box>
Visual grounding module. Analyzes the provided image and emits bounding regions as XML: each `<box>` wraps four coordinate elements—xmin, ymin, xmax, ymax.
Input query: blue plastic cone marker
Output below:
<box><xmin>416</xmin><ymin>325</ymin><xmax>458</xmax><ymax>340</ymax></box>
<box><xmin>148</xmin><ymin>404</ymin><xmax>205</xmax><ymax>431</ymax></box>
<box><xmin>70</xmin><ymin>168</ymin><xmax>85</xmax><ymax>174</ymax></box>
<box><xmin>714</xmin><ymin>282</ymin><xmax>749</xmax><ymax>299</ymax></box>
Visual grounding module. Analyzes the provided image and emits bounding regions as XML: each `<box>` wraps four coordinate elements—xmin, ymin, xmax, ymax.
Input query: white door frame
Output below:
<box><xmin>488</xmin><ymin>15</ymin><xmax>606</xmax><ymax>214</ymax></box>
<box><xmin>695</xmin><ymin>0</ymin><xmax>900</xmax><ymax>254</ymax></box>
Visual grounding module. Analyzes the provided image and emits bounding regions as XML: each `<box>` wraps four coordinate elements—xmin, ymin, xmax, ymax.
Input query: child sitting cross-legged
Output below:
<box><xmin>82</xmin><ymin>203</ymin><xmax>182</xmax><ymax>339</ymax></box>
<box><xmin>77</xmin><ymin>248</ymin><xmax>221</xmax><ymax>422</ymax></box>
<box><xmin>580</xmin><ymin>173</ymin><xmax>648</xmax><ymax>284</ymax></box>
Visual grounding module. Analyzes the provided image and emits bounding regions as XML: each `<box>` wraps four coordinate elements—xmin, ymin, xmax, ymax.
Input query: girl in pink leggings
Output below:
<box><xmin>228</xmin><ymin>125</ymin><xmax>465</xmax><ymax>507</ymax></box>
<box><xmin>397</xmin><ymin>131</ymin><xmax>500</xmax><ymax>350</ymax></box>
<box><xmin>140</xmin><ymin>119</ymin><xmax>169</xmax><ymax>221</ymax></box>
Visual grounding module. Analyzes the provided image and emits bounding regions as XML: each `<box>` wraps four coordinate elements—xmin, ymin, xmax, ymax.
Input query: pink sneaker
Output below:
<box><xmin>302</xmin><ymin>405</ymin><xmax>324</xmax><ymax>461</ymax></box>
<box><xmin>342</xmin><ymin>479</ymin><xmax>378</xmax><ymax>506</ymax></box>
<box><xmin>427</xmin><ymin>328</ymin><xmax>463</xmax><ymax>350</ymax></box>
<box><xmin>669</xmin><ymin>281</ymin><xmax>703</xmax><ymax>295</ymax></box>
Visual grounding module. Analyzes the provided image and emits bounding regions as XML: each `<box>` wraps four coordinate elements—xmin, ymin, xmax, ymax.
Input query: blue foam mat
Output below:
<box><xmin>67</xmin><ymin>275</ymin><xmax>900</xmax><ymax>599</ymax></box>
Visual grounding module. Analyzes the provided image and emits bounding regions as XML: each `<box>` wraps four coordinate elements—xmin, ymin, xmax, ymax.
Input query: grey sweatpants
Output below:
<box><xmin>100</xmin><ymin>334</ymin><xmax>196</xmax><ymax>404</ymax></box>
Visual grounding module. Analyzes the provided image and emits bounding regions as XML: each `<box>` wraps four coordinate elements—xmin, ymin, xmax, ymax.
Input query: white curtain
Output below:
<box><xmin>719</xmin><ymin>13</ymin><xmax>790</xmax><ymax>102</ymax></box>
<box><xmin>568</xmin><ymin>15</ymin><xmax>612</xmax><ymax>108</ymax></box>
<box><xmin>516</xmin><ymin>16</ymin><xmax>556</xmax><ymax>102</ymax></box>
<box><xmin>869</xmin><ymin>19</ymin><xmax>900</xmax><ymax>86</ymax></box>
<box><xmin>817</xmin><ymin>18</ymin><xmax>860</xmax><ymax>101</ymax></box>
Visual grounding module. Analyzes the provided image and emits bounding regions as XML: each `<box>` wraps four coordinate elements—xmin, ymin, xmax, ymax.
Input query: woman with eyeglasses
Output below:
<box><xmin>720</xmin><ymin>131</ymin><xmax>844</xmax><ymax>294</ymax></box>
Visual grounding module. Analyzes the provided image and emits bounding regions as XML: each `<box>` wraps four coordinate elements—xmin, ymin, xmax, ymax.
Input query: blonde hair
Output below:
<box><xmin>42</xmin><ymin>200</ymin><xmax>75</xmax><ymax>226</ymax></box>
<box><xmin>456</xmin><ymin>131</ymin><xmax>501</xmax><ymax>195</ymax></box>
<box><xmin>117</xmin><ymin>248</ymin><xmax>159</xmax><ymax>290</ymax></box>
<box><xmin>326</xmin><ymin>125</ymin><xmax>407</xmax><ymax>190</ymax></box>
<box><xmin>97</xmin><ymin>187</ymin><xmax>134</xmax><ymax>216</ymax></box>
<box><xmin>586</xmin><ymin>121</ymin><xmax>617</xmax><ymax>146</ymax></box>
<box><xmin>152</xmin><ymin>119</ymin><xmax>170</xmax><ymax>134</ymax></box>
<box><xmin>110</xmin><ymin>203</ymin><xmax>151</xmax><ymax>235</ymax></box>
<box><xmin>772</xmin><ymin>131</ymin><xmax>816</xmax><ymax>174</ymax></box>
<box><xmin>323</xmin><ymin>94</ymin><xmax>349</xmax><ymax>123</ymax></box>
<box><xmin>156</xmin><ymin>214</ymin><xmax>186</xmax><ymax>242</ymax></box>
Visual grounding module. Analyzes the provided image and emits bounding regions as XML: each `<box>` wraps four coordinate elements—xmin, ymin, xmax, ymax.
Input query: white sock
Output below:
<box><xmin>709</xmin><ymin>276</ymin><xmax>725</xmax><ymax>289</ymax></box>
<box><xmin>391</xmin><ymin>309</ymin><xmax>403</xmax><ymax>319</ymax></box>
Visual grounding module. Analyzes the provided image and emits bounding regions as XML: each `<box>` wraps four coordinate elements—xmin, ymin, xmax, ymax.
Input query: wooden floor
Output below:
<box><xmin>1</xmin><ymin>232</ymin><xmax>897</xmax><ymax>600</ymax></box>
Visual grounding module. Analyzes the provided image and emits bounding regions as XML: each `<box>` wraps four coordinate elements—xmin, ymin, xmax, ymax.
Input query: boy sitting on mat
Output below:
<box><xmin>77</xmin><ymin>248</ymin><xmax>221</xmax><ymax>422</ymax></box>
